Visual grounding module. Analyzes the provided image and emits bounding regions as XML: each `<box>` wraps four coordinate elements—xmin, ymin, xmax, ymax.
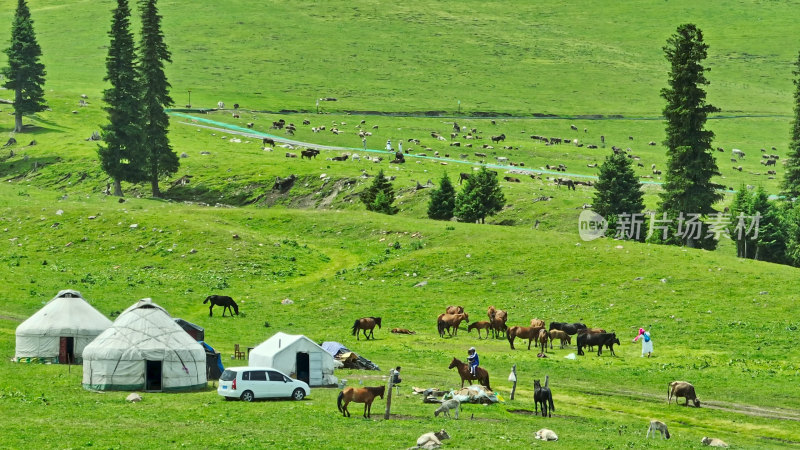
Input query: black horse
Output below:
<box><xmin>534</xmin><ymin>376</ymin><xmax>555</xmax><ymax>418</ymax></box>
<box><xmin>203</xmin><ymin>295</ymin><xmax>239</xmax><ymax>317</ymax></box>
<box><xmin>549</xmin><ymin>321</ymin><xmax>587</xmax><ymax>335</ymax></box>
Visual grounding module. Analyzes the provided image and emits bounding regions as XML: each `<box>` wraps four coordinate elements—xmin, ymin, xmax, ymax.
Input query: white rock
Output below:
<box><xmin>126</xmin><ymin>393</ymin><xmax>142</xmax><ymax>403</ymax></box>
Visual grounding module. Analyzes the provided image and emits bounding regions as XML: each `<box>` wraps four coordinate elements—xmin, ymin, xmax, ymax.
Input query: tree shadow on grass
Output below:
<box><xmin>0</xmin><ymin>155</ymin><xmax>62</xmax><ymax>181</ymax></box>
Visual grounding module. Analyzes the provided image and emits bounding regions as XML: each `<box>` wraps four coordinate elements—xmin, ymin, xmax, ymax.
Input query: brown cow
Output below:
<box><xmin>668</xmin><ymin>381</ymin><xmax>700</xmax><ymax>407</ymax></box>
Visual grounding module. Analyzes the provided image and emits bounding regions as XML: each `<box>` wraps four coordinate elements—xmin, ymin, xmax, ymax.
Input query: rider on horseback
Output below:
<box><xmin>467</xmin><ymin>347</ymin><xmax>479</xmax><ymax>376</ymax></box>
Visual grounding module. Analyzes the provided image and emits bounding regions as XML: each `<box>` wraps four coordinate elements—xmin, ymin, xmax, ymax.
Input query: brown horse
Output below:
<box><xmin>467</xmin><ymin>321</ymin><xmax>492</xmax><ymax>339</ymax></box>
<box><xmin>352</xmin><ymin>317</ymin><xmax>382</xmax><ymax>340</ymax></box>
<box><xmin>438</xmin><ymin>313</ymin><xmax>469</xmax><ymax>337</ymax></box>
<box><xmin>537</xmin><ymin>328</ymin><xmax>549</xmax><ymax>353</ymax></box>
<box><xmin>487</xmin><ymin>306</ymin><xmax>508</xmax><ymax>338</ymax></box>
<box><xmin>337</xmin><ymin>385</ymin><xmax>385</xmax><ymax>418</ymax></box>
<box><xmin>507</xmin><ymin>326</ymin><xmax>545</xmax><ymax>350</ymax></box>
<box><xmin>548</xmin><ymin>329</ymin><xmax>571</xmax><ymax>349</ymax></box>
<box><xmin>448</xmin><ymin>357</ymin><xmax>491</xmax><ymax>390</ymax></box>
<box><xmin>530</xmin><ymin>318</ymin><xmax>545</xmax><ymax>328</ymax></box>
<box><xmin>446</xmin><ymin>305</ymin><xmax>464</xmax><ymax>315</ymax></box>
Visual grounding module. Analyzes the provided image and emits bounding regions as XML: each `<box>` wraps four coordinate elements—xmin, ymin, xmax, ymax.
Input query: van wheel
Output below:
<box><xmin>292</xmin><ymin>388</ymin><xmax>306</xmax><ymax>401</ymax></box>
<box><xmin>241</xmin><ymin>390</ymin><xmax>255</xmax><ymax>402</ymax></box>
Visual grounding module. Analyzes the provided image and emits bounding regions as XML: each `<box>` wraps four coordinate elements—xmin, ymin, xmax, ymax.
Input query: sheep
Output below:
<box><xmin>433</xmin><ymin>399</ymin><xmax>460</xmax><ymax>419</ymax></box>
<box><xmin>285</xmin><ymin>152</ymin><xmax>297</xmax><ymax>158</ymax></box>
<box><xmin>701</xmin><ymin>437</ymin><xmax>729</xmax><ymax>447</ymax></box>
<box><xmin>646</xmin><ymin>420</ymin><xmax>670</xmax><ymax>439</ymax></box>
<box><xmin>411</xmin><ymin>429</ymin><xmax>450</xmax><ymax>449</ymax></box>
<box><xmin>534</xmin><ymin>429</ymin><xmax>558</xmax><ymax>441</ymax></box>
<box><xmin>732</xmin><ymin>148</ymin><xmax>745</xmax><ymax>159</ymax></box>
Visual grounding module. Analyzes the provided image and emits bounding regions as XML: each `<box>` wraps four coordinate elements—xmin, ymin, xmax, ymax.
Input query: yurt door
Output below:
<box><xmin>296</xmin><ymin>353</ymin><xmax>310</xmax><ymax>385</ymax></box>
<box><xmin>146</xmin><ymin>360</ymin><xmax>163</xmax><ymax>391</ymax></box>
<box><xmin>58</xmin><ymin>337</ymin><xmax>74</xmax><ymax>364</ymax></box>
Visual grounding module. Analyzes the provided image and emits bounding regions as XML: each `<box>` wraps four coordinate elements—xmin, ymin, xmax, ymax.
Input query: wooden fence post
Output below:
<box><xmin>384</xmin><ymin>369</ymin><xmax>394</xmax><ymax>420</ymax></box>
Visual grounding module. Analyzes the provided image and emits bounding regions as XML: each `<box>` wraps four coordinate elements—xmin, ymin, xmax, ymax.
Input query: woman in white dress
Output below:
<box><xmin>633</xmin><ymin>327</ymin><xmax>653</xmax><ymax>357</ymax></box>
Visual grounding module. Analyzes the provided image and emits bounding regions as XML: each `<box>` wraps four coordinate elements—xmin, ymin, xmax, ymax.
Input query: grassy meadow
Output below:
<box><xmin>0</xmin><ymin>0</ymin><xmax>799</xmax><ymax>448</ymax></box>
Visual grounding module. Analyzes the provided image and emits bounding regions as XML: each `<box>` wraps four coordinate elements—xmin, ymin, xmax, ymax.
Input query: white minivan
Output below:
<box><xmin>217</xmin><ymin>367</ymin><xmax>310</xmax><ymax>402</ymax></box>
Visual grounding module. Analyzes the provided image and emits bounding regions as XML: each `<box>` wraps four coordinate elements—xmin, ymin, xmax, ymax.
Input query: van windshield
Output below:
<box><xmin>220</xmin><ymin>370</ymin><xmax>237</xmax><ymax>381</ymax></box>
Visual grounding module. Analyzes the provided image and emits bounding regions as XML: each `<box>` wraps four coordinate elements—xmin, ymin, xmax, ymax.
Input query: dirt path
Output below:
<box><xmin>575</xmin><ymin>386</ymin><xmax>800</xmax><ymax>422</ymax></box>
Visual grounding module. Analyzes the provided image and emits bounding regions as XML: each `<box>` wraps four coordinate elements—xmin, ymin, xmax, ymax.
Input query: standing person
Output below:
<box><xmin>362</xmin><ymin>136</ymin><xmax>367</xmax><ymax>150</ymax></box>
<box><xmin>633</xmin><ymin>328</ymin><xmax>653</xmax><ymax>357</ymax></box>
<box><xmin>398</xmin><ymin>141</ymin><xmax>403</xmax><ymax>154</ymax></box>
<box><xmin>467</xmin><ymin>347</ymin><xmax>479</xmax><ymax>376</ymax></box>
<box><xmin>386</xmin><ymin>139</ymin><xmax>392</xmax><ymax>151</ymax></box>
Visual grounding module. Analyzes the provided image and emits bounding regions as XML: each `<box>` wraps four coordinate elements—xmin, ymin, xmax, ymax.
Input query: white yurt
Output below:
<box><xmin>249</xmin><ymin>332</ymin><xmax>337</xmax><ymax>386</ymax></box>
<box><xmin>82</xmin><ymin>298</ymin><xmax>207</xmax><ymax>392</ymax></box>
<box><xmin>15</xmin><ymin>289</ymin><xmax>112</xmax><ymax>364</ymax></box>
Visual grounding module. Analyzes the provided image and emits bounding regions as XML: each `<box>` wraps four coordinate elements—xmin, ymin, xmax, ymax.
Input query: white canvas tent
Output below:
<box><xmin>249</xmin><ymin>332</ymin><xmax>337</xmax><ymax>386</ymax></box>
<box><xmin>82</xmin><ymin>298</ymin><xmax>207</xmax><ymax>392</ymax></box>
<box><xmin>15</xmin><ymin>289</ymin><xmax>112</xmax><ymax>364</ymax></box>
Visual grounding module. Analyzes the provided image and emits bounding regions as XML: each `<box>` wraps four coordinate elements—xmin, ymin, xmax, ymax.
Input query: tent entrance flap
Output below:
<box><xmin>146</xmin><ymin>360</ymin><xmax>163</xmax><ymax>391</ymax></box>
<box><xmin>59</xmin><ymin>337</ymin><xmax>74</xmax><ymax>364</ymax></box>
<box><xmin>296</xmin><ymin>352</ymin><xmax>310</xmax><ymax>385</ymax></box>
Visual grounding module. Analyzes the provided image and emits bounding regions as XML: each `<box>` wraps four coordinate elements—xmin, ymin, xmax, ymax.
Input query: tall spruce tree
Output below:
<box><xmin>454</xmin><ymin>167</ymin><xmax>505</xmax><ymax>224</ymax></box>
<box><xmin>99</xmin><ymin>0</ymin><xmax>145</xmax><ymax>196</ymax></box>
<box><xmin>427</xmin><ymin>172</ymin><xmax>456</xmax><ymax>220</ymax></box>
<box><xmin>656</xmin><ymin>24</ymin><xmax>722</xmax><ymax>249</ymax></box>
<box><xmin>2</xmin><ymin>0</ymin><xmax>47</xmax><ymax>133</ymax></box>
<box><xmin>360</xmin><ymin>169</ymin><xmax>398</xmax><ymax>215</ymax></box>
<box><xmin>782</xmin><ymin>50</ymin><xmax>800</xmax><ymax>198</ymax></box>
<box><xmin>139</xmin><ymin>0</ymin><xmax>178</xmax><ymax>197</ymax></box>
<box><xmin>592</xmin><ymin>150</ymin><xmax>645</xmax><ymax>240</ymax></box>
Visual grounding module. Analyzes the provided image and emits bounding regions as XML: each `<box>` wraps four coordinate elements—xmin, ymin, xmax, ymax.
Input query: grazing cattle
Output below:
<box><xmin>302</xmin><ymin>119</ymin><xmax>311</xmax><ymax>125</ymax></box>
<box><xmin>577</xmin><ymin>332</ymin><xmax>620</xmax><ymax>356</ymax></box>
<box><xmin>217</xmin><ymin>101</ymin><xmax>225</xmax><ymax>109</ymax></box>
<box><xmin>647</xmin><ymin>420</ymin><xmax>670</xmax><ymax>439</ymax></box>
<box><xmin>459</xmin><ymin>173</ymin><xmax>472</xmax><ymax>184</ymax></box>
<box><xmin>301</xmin><ymin>149</ymin><xmax>320</xmax><ymax>159</ymax></box>
<box><xmin>668</xmin><ymin>381</ymin><xmax>700</xmax><ymax>407</ymax></box>
<box><xmin>491</xmin><ymin>134</ymin><xmax>506</xmax><ymax>143</ymax></box>
<box><xmin>548</xmin><ymin>329</ymin><xmax>571</xmax><ymax>349</ymax></box>
<box><xmin>765</xmin><ymin>159</ymin><xmax>776</xmax><ymax>166</ymax></box>
<box><xmin>768</xmin><ymin>170</ymin><xmax>776</xmax><ymax>175</ymax></box>
<box><xmin>474</xmin><ymin>152</ymin><xmax>486</xmax><ymax>157</ymax></box>
<box><xmin>653</xmin><ymin>169</ymin><xmax>662</xmax><ymax>175</ymax></box>
<box><xmin>570</xmin><ymin>124</ymin><xmax>578</xmax><ymax>131</ymax></box>
<box><xmin>503</xmin><ymin>176</ymin><xmax>521</xmax><ymax>183</ymax></box>
<box><xmin>732</xmin><ymin>148</ymin><xmax>745</xmax><ymax>159</ymax></box>
<box><xmin>701</xmin><ymin>437</ymin><xmax>728</xmax><ymax>448</ymax></box>
<box><xmin>285</xmin><ymin>152</ymin><xmax>297</xmax><ymax>158</ymax></box>
<box><xmin>649</xmin><ymin>141</ymin><xmax>657</xmax><ymax>146</ymax></box>
<box><xmin>450</xmin><ymin>142</ymin><xmax>461</xmax><ymax>147</ymax></box>
<box><xmin>556</xmin><ymin>178</ymin><xmax>575</xmax><ymax>190</ymax></box>
<box><xmin>331</xmin><ymin>155</ymin><xmax>349</xmax><ymax>161</ymax></box>
<box><xmin>246</xmin><ymin>122</ymin><xmax>254</xmax><ymax>128</ymax></box>
<box><xmin>496</xmin><ymin>156</ymin><xmax>508</xmax><ymax>162</ymax></box>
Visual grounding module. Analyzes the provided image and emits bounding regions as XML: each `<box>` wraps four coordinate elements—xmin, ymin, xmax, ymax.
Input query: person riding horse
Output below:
<box><xmin>467</xmin><ymin>347</ymin><xmax>479</xmax><ymax>376</ymax></box>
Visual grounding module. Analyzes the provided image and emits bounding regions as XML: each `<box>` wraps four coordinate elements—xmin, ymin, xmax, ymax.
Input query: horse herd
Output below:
<box><xmin>436</xmin><ymin>306</ymin><xmax>621</xmax><ymax>356</ymax></box>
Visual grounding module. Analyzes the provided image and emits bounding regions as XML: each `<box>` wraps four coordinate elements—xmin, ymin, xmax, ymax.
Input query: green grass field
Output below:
<box><xmin>1</xmin><ymin>0</ymin><xmax>799</xmax><ymax>448</ymax></box>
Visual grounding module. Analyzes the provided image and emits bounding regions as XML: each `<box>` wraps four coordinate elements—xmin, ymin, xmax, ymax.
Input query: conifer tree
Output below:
<box><xmin>454</xmin><ymin>167</ymin><xmax>505</xmax><ymax>224</ymax></box>
<box><xmin>592</xmin><ymin>150</ymin><xmax>645</xmax><ymax>240</ymax></box>
<box><xmin>139</xmin><ymin>0</ymin><xmax>178</xmax><ymax>197</ymax></box>
<box><xmin>98</xmin><ymin>0</ymin><xmax>145</xmax><ymax>196</ymax></box>
<box><xmin>427</xmin><ymin>172</ymin><xmax>456</xmax><ymax>220</ymax></box>
<box><xmin>2</xmin><ymin>0</ymin><xmax>47</xmax><ymax>133</ymax></box>
<box><xmin>782</xmin><ymin>50</ymin><xmax>800</xmax><ymax>198</ymax></box>
<box><xmin>656</xmin><ymin>24</ymin><xmax>722</xmax><ymax>249</ymax></box>
<box><xmin>360</xmin><ymin>169</ymin><xmax>398</xmax><ymax>215</ymax></box>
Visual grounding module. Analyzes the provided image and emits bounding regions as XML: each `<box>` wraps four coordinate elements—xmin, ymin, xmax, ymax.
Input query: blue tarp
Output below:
<box><xmin>321</xmin><ymin>341</ymin><xmax>349</xmax><ymax>357</ymax></box>
<box><xmin>200</xmin><ymin>341</ymin><xmax>224</xmax><ymax>375</ymax></box>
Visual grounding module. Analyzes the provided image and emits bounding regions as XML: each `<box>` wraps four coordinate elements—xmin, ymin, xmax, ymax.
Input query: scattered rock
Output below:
<box><xmin>660</xmin><ymin>278</ymin><xmax>667</xmax><ymax>283</ymax></box>
<box><xmin>615</xmin><ymin>245</ymin><xmax>623</xmax><ymax>249</ymax></box>
<box><xmin>232</xmin><ymin>234</ymin><xmax>240</xmax><ymax>240</ymax></box>
<box><xmin>56</xmin><ymin>210</ymin><xmax>63</xmax><ymax>216</ymax></box>
<box><xmin>88</xmin><ymin>215</ymin><xmax>96</xmax><ymax>220</ymax></box>
<box><xmin>180</xmin><ymin>152</ymin><xmax>189</xmax><ymax>158</ymax></box>
<box><xmin>189</xmin><ymin>248</ymin><xmax>197</xmax><ymax>254</ymax></box>
<box><xmin>129</xmin><ymin>224</ymin><xmax>138</xmax><ymax>228</ymax></box>
<box><xmin>414</xmin><ymin>280</ymin><xmax>428</xmax><ymax>287</ymax></box>
<box><xmin>759</xmin><ymin>291</ymin><xmax>768</xmax><ymax>295</ymax></box>
<box><xmin>633</xmin><ymin>276</ymin><xmax>643</xmax><ymax>281</ymax></box>
<box><xmin>281</xmin><ymin>298</ymin><xmax>294</xmax><ymax>305</ymax></box>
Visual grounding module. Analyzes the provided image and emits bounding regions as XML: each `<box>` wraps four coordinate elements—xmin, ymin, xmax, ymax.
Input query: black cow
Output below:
<box><xmin>577</xmin><ymin>332</ymin><xmax>620</xmax><ymax>356</ymax></box>
<box><xmin>301</xmin><ymin>149</ymin><xmax>320</xmax><ymax>159</ymax></box>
